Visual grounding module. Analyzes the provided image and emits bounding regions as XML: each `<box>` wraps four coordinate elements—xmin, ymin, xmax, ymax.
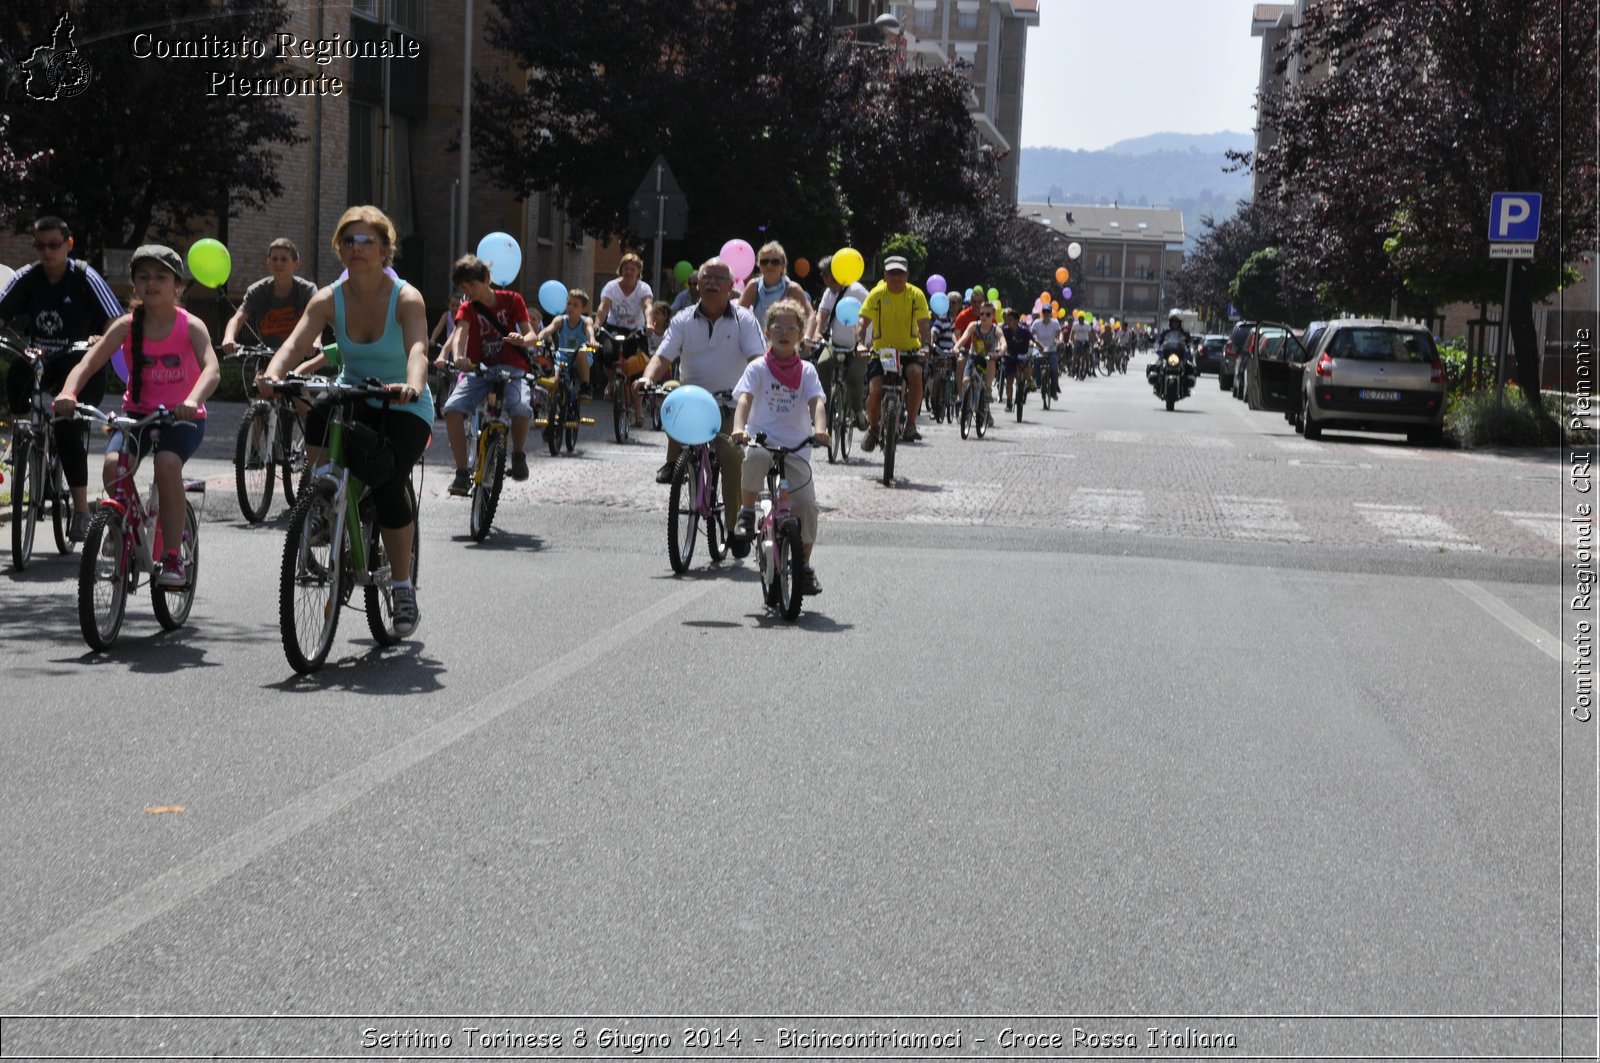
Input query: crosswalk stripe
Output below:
<box><xmin>1216</xmin><ymin>495</ymin><xmax>1309</xmax><ymax>541</ymax></box>
<box><xmin>1495</xmin><ymin>511</ymin><xmax>1566</xmax><ymax>546</ymax></box>
<box><xmin>1355</xmin><ymin>502</ymin><xmax>1481</xmax><ymax>550</ymax></box>
<box><xmin>1065</xmin><ymin>487</ymin><xmax>1144</xmax><ymax>531</ymax></box>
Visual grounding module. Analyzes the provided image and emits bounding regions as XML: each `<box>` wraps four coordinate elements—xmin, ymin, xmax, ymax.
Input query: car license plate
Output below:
<box><xmin>1358</xmin><ymin>389</ymin><xmax>1400</xmax><ymax>401</ymax></box>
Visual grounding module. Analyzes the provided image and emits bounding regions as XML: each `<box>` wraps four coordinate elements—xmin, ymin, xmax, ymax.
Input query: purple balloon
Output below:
<box><xmin>1063</xmin><ymin>286</ymin><xmax>1073</xmax><ymax>299</ymax></box>
<box><xmin>926</xmin><ymin>274</ymin><xmax>947</xmax><ymax>295</ymax></box>
<box><xmin>110</xmin><ymin>348</ymin><xmax>128</xmax><ymax>383</ymax></box>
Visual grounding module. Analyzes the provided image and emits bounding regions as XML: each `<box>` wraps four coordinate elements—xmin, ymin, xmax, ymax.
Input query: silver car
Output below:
<box><xmin>1295</xmin><ymin>320</ymin><xmax>1445</xmax><ymax>444</ymax></box>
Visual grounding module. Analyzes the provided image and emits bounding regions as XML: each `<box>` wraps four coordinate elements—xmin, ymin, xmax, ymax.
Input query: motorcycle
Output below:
<box><xmin>1148</xmin><ymin>339</ymin><xmax>1194</xmax><ymax>411</ymax></box>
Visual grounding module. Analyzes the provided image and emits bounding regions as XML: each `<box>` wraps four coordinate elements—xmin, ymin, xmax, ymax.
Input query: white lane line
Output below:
<box><xmin>1274</xmin><ymin>438</ymin><xmax>1321</xmax><ymax>453</ymax></box>
<box><xmin>1361</xmin><ymin>444</ymin><xmax>1428</xmax><ymax>461</ymax></box>
<box><xmin>1495</xmin><ymin>511</ymin><xmax>1570</xmax><ymax>547</ymax></box>
<box><xmin>1065</xmin><ymin>487</ymin><xmax>1144</xmax><ymax>532</ymax></box>
<box><xmin>1355</xmin><ymin>502</ymin><xmax>1482</xmax><ymax>551</ymax></box>
<box><xmin>1449</xmin><ymin>579</ymin><xmax>1568</xmax><ymax>664</ymax></box>
<box><xmin>0</xmin><ymin>581</ymin><xmax>718</xmax><ymax>1008</ymax></box>
<box><xmin>1216</xmin><ymin>495</ymin><xmax>1310</xmax><ymax>541</ymax></box>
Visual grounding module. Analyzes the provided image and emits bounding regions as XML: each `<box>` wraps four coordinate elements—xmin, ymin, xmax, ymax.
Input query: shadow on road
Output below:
<box><xmin>261</xmin><ymin>644</ymin><xmax>448</xmax><ymax>695</ymax></box>
<box><xmin>745</xmin><ymin>609</ymin><xmax>854</xmax><ymax>632</ymax></box>
<box><xmin>450</xmin><ymin>530</ymin><xmax>546</xmax><ymax>552</ymax></box>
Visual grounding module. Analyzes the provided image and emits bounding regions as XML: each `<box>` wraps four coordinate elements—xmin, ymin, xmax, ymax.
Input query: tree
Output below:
<box><xmin>1</xmin><ymin>2</ymin><xmax>302</xmax><ymax>265</ymax></box>
<box><xmin>1249</xmin><ymin>0</ymin><xmax>1598</xmax><ymax>405</ymax></box>
<box><xmin>474</xmin><ymin>0</ymin><xmax>845</xmax><ymax>256</ymax></box>
<box><xmin>1168</xmin><ymin>201</ymin><xmax>1273</xmax><ymax>322</ymax></box>
<box><xmin>1229</xmin><ymin>247</ymin><xmax>1322</xmax><ymax>323</ymax></box>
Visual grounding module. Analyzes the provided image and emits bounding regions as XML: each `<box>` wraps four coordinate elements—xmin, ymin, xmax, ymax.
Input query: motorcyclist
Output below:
<box><xmin>1148</xmin><ymin>312</ymin><xmax>1196</xmax><ymax>392</ymax></box>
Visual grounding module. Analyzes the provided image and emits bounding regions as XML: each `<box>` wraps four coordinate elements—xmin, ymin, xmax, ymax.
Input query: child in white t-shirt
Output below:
<box><xmin>730</xmin><ymin>298</ymin><xmax>829</xmax><ymax>595</ymax></box>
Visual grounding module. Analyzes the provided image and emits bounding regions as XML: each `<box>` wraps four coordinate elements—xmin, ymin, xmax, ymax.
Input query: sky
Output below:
<box><xmin>1019</xmin><ymin>0</ymin><xmax>1269</xmax><ymax>150</ymax></box>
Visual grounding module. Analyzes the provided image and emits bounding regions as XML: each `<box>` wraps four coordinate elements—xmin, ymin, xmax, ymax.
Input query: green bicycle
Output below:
<box><xmin>271</xmin><ymin>378</ymin><xmax>421</xmax><ymax>674</ymax></box>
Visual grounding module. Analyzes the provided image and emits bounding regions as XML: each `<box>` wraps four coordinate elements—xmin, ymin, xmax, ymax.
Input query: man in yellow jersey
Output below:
<box><xmin>856</xmin><ymin>256</ymin><xmax>932</xmax><ymax>450</ymax></box>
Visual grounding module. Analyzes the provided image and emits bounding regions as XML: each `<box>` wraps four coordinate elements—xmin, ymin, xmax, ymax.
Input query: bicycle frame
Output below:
<box><xmin>80</xmin><ymin>407</ymin><xmax>192</xmax><ymax>586</ymax></box>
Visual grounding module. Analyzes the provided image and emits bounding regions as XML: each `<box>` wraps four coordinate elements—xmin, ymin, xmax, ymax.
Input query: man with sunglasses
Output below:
<box><xmin>0</xmin><ymin>216</ymin><xmax>126</xmax><ymax>541</ymax></box>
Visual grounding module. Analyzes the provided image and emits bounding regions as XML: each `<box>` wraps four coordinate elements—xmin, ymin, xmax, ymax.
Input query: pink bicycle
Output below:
<box><xmin>749</xmin><ymin>432</ymin><xmax>817</xmax><ymax>621</ymax></box>
<box><xmin>69</xmin><ymin>405</ymin><xmax>205</xmax><ymax>650</ymax></box>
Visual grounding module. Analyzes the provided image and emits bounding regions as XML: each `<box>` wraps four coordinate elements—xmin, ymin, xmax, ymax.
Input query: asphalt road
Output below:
<box><xmin>0</xmin><ymin>359</ymin><xmax>1590</xmax><ymax>1060</ymax></box>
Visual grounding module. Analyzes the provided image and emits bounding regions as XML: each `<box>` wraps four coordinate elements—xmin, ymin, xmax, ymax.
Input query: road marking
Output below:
<box><xmin>1495</xmin><ymin>510</ymin><xmax>1567</xmax><ymax>546</ymax></box>
<box><xmin>1355</xmin><ymin>502</ymin><xmax>1481</xmax><ymax>551</ymax></box>
<box><xmin>1185</xmin><ymin>433</ymin><xmax>1235</xmax><ymax>450</ymax></box>
<box><xmin>1216</xmin><ymin>495</ymin><xmax>1310</xmax><ymax>541</ymax></box>
<box><xmin>1361</xmin><ymin>444</ymin><xmax>1428</xmax><ymax>461</ymax></box>
<box><xmin>1094</xmin><ymin>430</ymin><xmax>1142</xmax><ymax>444</ymax></box>
<box><xmin>1065</xmin><ymin>487</ymin><xmax>1144</xmax><ymax>531</ymax></box>
<box><xmin>0</xmin><ymin>580</ymin><xmax>718</xmax><ymax>1009</ymax></box>
<box><xmin>1449</xmin><ymin>579</ymin><xmax>1567</xmax><ymax>663</ymax></box>
<box><xmin>1274</xmin><ymin>438</ymin><xmax>1321</xmax><ymax>452</ymax></box>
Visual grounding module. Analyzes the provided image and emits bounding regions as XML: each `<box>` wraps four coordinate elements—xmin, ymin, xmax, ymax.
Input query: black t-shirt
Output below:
<box><xmin>239</xmin><ymin>275</ymin><xmax>318</xmax><ymax>349</ymax></box>
<box><xmin>0</xmin><ymin>260</ymin><xmax>124</xmax><ymax>355</ymax></box>
<box><xmin>1002</xmin><ymin>324</ymin><xmax>1033</xmax><ymax>357</ymax></box>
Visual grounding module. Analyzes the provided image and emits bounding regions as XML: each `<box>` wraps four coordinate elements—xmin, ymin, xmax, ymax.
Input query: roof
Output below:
<box><xmin>1252</xmin><ymin>3</ymin><xmax>1293</xmax><ymax>34</ymax></box>
<box><xmin>1018</xmin><ymin>202</ymin><xmax>1186</xmax><ymax>245</ymax></box>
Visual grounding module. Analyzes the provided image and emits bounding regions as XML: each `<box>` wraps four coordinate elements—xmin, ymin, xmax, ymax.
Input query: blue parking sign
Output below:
<box><xmin>1489</xmin><ymin>192</ymin><xmax>1541</xmax><ymax>242</ymax></box>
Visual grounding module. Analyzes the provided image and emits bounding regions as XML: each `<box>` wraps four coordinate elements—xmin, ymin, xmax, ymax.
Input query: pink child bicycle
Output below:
<box><xmin>749</xmin><ymin>432</ymin><xmax>817</xmax><ymax>622</ymax></box>
<box><xmin>67</xmin><ymin>405</ymin><xmax>205</xmax><ymax>650</ymax></box>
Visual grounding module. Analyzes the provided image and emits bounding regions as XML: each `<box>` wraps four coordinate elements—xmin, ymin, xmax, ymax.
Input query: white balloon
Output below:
<box><xmin>1067</xmin><ymin>242</ymin><xmax>1082</xmax><ymax>261</ymax></box>
<box><xmin>0</xmin><ymin>264</ymin><xmax>14</xmax><ymax>293</ymax></box>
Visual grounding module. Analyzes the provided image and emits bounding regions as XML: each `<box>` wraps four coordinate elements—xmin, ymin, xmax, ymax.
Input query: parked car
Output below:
<box><xmin>1196</xmin><ymin>334</ymin><xmax>1227</xmax><ymax>375</ymax></box>
<box><xmin>1225</xmin><ymin>320</ymin><xmax>1256</xmax><ymax>396</ymax></box>
<box><xmin>1241</xmin><ymin>323</ymin><xmax>1300</xmax><ymax>409</ymax></box>
<box><xmin>1290</xmin><ymin>319</ymin><xmax>1446</xmax><ymax>444</ymax></box>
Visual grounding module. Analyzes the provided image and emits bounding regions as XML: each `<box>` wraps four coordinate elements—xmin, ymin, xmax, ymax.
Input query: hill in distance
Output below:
<box><xmin>1018</xmin><ymin>131</ymin><xmax>1253</xmax><ymax>249</ymax></box>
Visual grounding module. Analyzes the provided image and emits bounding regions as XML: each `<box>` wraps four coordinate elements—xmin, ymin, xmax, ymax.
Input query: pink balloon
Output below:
<box><xmin>720</xmin><ymin>239</ymin><xmax>756</xmax><ymax>282</ymax></box>
<box><xmin>927</xmin><ymin>274</ymin><xmax>947</xmax><ymax>295</ymax></box>
<box><xmin>110</xmin><ymin>349</ymin><xmax>128</xmax><ymax>383</ymax></box>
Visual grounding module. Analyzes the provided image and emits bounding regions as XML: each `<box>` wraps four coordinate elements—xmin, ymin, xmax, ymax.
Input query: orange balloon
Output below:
<box><xmin>795</xmin><ymin>258</ymin><xmax>810</xmax><ymax>278</ymax></box>
<box><xmin>1054</xmin><ymin>267</ymin><xmax>1068</xmax><ymax>285</ymax></box>
<box><xmin>1039</xmin><ymin>290</ymin><xmax>1051</xmax><ymax>305</ymax></box>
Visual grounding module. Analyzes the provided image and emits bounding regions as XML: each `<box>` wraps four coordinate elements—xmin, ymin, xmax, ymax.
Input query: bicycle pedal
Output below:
<box><xmin>579</xmin><ymin>417</ymin><xmax>596</xmax><ymax>426</ymax></box>
<box><xmin>533</xmin><ymin>418</ymin><xmax>550</xmax><ymax>427</ymax></box>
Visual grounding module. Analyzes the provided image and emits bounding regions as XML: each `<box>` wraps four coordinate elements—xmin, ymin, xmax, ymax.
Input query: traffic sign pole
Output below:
<box><xmin>652</xmin><ymin>163</ymin><xmax>665</xmax><ymax>298</ymax></box>
<box><xmin>1497</xmin><ymin>259</ymin><xmax>1513</xmax><ymax>411</ymax></box>
<box><xmin>1486</xmin><ymin>193</ymin><xmax>1542</xmax><ymax>411</ymax></box>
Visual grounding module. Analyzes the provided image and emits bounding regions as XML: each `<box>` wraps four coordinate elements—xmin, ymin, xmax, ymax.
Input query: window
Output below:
<box><xmin>954</xmin><ymin>41</ymin><xmax>978</xmax><ymax>64</ymax></box>
<box><xmin>914</xmin><ymin>6</ymin><xmax>937</xmax><ymax>31</ymax></box>
<box><xmin>352</xmin><ymin>0</ymin><xmax>377</xmax><ymax>17</ymax></box>
<box><xmin>956</xmin><ymin>0</ymin><xmax>979</xmax><ymax>29</ymax></box>
<box><xmin>348</xmin><ymin>102</ymin><xmax>377</xmax><ymax>203</ymax></box>
<box><xmin>537</xmin><ymin>193</ymin><xmax>554</xmax><ymax>247</ymax></box>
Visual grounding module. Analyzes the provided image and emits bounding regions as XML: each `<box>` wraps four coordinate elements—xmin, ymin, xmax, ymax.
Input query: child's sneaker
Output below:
<box><xmin>729</xmin><ymin>508</ymin><xmax>756</xmax><ymax>559</ymax></box>
<box><xmin>510</xmin><ymin>451</ymin><xmax>529</xmax><ymax>481</ymax></box>
<box><xmin>449</xmin><ymin>468</ymin><xmax>471</xmax><ymax>496</ymax></box>
<box><xmin>797</xmin><ymin>565</ymin><xmax>822</xmax><ymax>596</ymax></box>
<box><xmin>156</xmin><ymin>550</ymin><xmax>187</xmax><ymax>588</ymax></box>
<box><xmin>392</xmin><ymin>585</ymin><xmax>420</xmax><ymax>637</ymax></box>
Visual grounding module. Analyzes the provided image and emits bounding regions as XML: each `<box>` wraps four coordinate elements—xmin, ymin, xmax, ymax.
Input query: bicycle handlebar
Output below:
<box><xmin>750</xmin><ymin>432</ymin><xmax>819</xmax><ymax>455</ymax></box>
<box><xmin>59</xmin><ymin>404</ymin><xmax>183</xmax><ymax>432</ymax></box>
<box><xmin>269</xmin><ymin>377</ymin><xmax>396</xmax><ymax>401</ymax></box>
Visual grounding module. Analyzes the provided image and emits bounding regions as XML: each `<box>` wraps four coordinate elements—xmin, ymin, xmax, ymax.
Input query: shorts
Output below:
<box><xmin>442</xmin><ymin>372</ymin><xmax>532</xmax><ymax>419</ymax></box>
<box><xmin>741</xmin><ymin>447</ymin><xmax>819</xmax><ymax>545</ymax></box>
<box><xmin>962</xmin><ymin>356</ymin><xmax>992</xmax><ymax>379</ymax></box>
<box><xmin>107</xmin><ymin>418</ymin><xmax>206</xmax><ymax>463</ymax></box>
<box><xmin>1002</xmin><ymin>354</ymin><xmax>1032</xmax><ymax>377</ymax></box>
<box><xmin>865</xmin><ymin>350</ymin><xmax>923</xmax><ymax>382</ymax></box>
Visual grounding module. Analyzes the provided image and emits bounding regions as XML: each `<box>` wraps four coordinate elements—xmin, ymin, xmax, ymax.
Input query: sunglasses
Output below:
<box><xmin>339</xmin><ymin>233</ymin><xmax>383</xmax><ymax>249</ymax></box>
<box><xmin>768</xmin><ymin>320</ymin><xmax>802</xmax><ymax>333</ymax></box>
<box><xmin>138</xmin><ymin>353</ymin><xmax>185</xmax><ymax>368</ymax></box>
<box><xmin>758</xmin><ymin>258</ymin><xmax>783</xmax><ymax>267</ymax></box>
<box><xmin>33</xmin><ymin>239</ymin><xmax>65</xmax><ymax>252</ymax></box>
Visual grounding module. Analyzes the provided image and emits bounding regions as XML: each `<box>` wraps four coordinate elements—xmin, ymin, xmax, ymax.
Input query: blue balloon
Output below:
<box><xmin>477</xmin><ymin>231</ymin><xmax>522</xmax><ymax>286</ymax></box>
<box><xmin>929</xmin><ymin>292</ymin><xmax>950</xmax><ymax>316</ymax></box>
<box><xmin>835</xmin><ymin>296</ymin><xmax>863</xmax><ymax>327</ymax></box>
<box><xmin>660</xmin><ymin>384</ymin><xmax>723</xmax><ymax>446</ymax></box>
<box><xmin>538</xmin><ymin>280</ymin><xmax>568</xmax><ymax>318</ymax></box>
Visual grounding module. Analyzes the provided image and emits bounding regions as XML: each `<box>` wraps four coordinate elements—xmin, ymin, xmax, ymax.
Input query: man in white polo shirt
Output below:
<box><xmin>637</xmin><ymin>255</ymin><xmax>765</xmax><ymax>555</ymax></box>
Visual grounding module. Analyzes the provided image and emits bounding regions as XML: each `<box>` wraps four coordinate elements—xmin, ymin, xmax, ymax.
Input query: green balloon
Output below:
<box><xmin>187</xmin><ymin>238</ymin><xmax>232</xmax><ymax>288</ymax></box>
<box><xmin>674</xmin><ymin>260</ymin><xmax>693</xmax><ymax>285</ymax></box>
<box><xmin>986</xmin><ymin>287</ymin><xmax>999</xmax><ymax>302</ymax></box>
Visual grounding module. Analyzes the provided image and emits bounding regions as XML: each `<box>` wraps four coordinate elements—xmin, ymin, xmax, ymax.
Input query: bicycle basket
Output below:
<box><xmin>345</xmin><ymin>420</ymin><xmax>397</xmax><ymax>487</ymax></box>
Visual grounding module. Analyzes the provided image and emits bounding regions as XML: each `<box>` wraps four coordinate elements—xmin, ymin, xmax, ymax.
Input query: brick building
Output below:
<box><xmin>1018</xmin><ymin>203</ymin><xmax>1185</xmax><ymax>324</ymax></box>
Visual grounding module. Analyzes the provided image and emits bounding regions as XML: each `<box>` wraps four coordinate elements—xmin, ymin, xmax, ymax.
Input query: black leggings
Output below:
<box><xmin>7</xmin><ymin>347</ymin><xmax>106</xmax><ymax>490</ymax></box>
<box><xmin>304</xmin><ymin>400</ymin><xmax>432</xmax><ymax>530</ymax></box>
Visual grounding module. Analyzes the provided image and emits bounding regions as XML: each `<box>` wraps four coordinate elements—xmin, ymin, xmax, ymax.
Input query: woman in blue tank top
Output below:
<box><xmin>738</xmin><ymin>241</ymin><xmax>810</xmax><ymax>325</ymax></box>
<box><xmin>258</xmin><ymin>205</ymin><xmax>433</xmax><ymax>637</ymax></box>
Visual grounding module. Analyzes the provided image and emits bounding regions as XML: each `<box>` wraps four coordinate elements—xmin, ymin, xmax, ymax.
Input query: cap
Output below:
<box><xmin>883</xmin><ymin>256</ymin><xmax>909</xmax><ymax>273</ymax></box>
<box><xmin>130</xmin><ymin>244</ymin><xmax>183</xmax><ymax>280</ymax></box>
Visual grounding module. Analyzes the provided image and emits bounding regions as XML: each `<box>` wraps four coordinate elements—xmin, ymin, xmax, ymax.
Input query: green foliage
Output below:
<box><xmin>879</xmin><ymin>233</ymin><xmax>927</xmax><ymax>278</ymax></box>
<box><xmin>1</xmin><ymin>2</ymin><xmax>302</xmax><ymax>264</ymax></box>
<box><xmin>1445</xmin><ymin>385</ymin><xmax>1582</xmax><ymax>448</ymax></box>
<box><xmin>1436</xmin><ymin>338</ymin><xmax>1470</xmax><ymax>397</ymax></box>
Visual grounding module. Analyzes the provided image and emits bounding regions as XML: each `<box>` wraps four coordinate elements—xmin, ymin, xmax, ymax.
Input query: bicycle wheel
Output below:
<box><xmin>563</xmin><ymin>394</ymin><xmax>578</xmax><ymax>453</ymax></box>
<box><xmin>279</xmin><ymin>408</ymin><xmax>305</xmax><ymax>507</ymax></box>
<box><xmin>366</xmin><ymin>479</ymin><xmax>420</xmax><ymax>645</ymax></box>
<box><xmin>612</xmin><ymin>376</ymin><xmax>629</xmax><ymax>444</ymax></box>
<box><xmin>959</xmin><ymin>388</ymin><xmax>972</xmax><ymax>439</ymax></box>
<box><xmin>827</xmin><ymin>382</ymin><xmax>845</xmax><ymax>464</ymax></box>
<box><xmin>1101</xmin><ymin>356</ymin><xmax>1116</xmax><ymax>377</ymax></box>
<box><xmin>545</xmin><ymin>398</ymin><xmax>562</xmax><ymax>456</ymax></box>
<box><xmin>976</xmin><ymin>391</ymin><xmax>989</xmax><ymax>438</ymax></box>
<box><xmin>234</xmin><ymin>405</ymin><xmax>274</xmax><ymax>523</ymax></box>
<box><xmin>280</xmin><ymin>479</ymin><xmax>343</xmax><ymax>674</ymax></box>
<box><xmin>776</xmin><ymin>521</ymin><xmax>805</xmax><ymax>621</ymax></box>
<box><xmin>649</xmin><ymin>390</ymin><xmax>663</xmax><ymax>431</ymax></box>
<box><xmin>469</xmin><ymin>432</ymin><xmax>506</xmax><ymax>542</ymax></box>
<box><xmin>50</xmin><ymin>454</ymin><xmax>70</xmax><ymax>554</ymax></box>
<box><xmin>1040</xmin><ymin>376</ymin><xmax>1052</xmax><ymax>410</ymax></box>
<box><xmin>152</xmin><ymin>500</ymin><xmax>199</xmax><ymax>630</ymax></box>
<box><xmin>881</xmin><ymin>394</ymin><xmax>898</xmax><ymax>486</ymax></box>
<box><xmin>666</xmin><ymin>453</ymin><xmax>699</xmax><ymax>574</ymax></box>
<box><xmin>705</xmin><ymin>455</ymin><xmax>727</xmax><ymax>563</ymax></box>
<box><xmin>1016</xmin><ymin>380</ymin><xmax>1026</xmax><ymax>422</ymax></box>
<box><xmin>10</xmin><ymin>437</ymin><xmax>38</xmax><ymax>569</ymax></box>
<box><xmin>77</xmin><ymin>506</ymin><xmax>127</xmax><ymax>650</ymax></box>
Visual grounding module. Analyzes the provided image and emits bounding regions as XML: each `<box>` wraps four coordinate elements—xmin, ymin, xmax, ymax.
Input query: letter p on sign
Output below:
<box><xmin>1489</xmin><ymin>192</ymin><xmax>1542</xmax><ymax>242</ymax></box>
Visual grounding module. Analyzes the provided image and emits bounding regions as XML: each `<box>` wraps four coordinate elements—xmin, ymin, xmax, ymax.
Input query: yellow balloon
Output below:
<box><xmin>832</xmin><ymin>247</ymin><xmax>865</xmax><ymax>286</ymax></box>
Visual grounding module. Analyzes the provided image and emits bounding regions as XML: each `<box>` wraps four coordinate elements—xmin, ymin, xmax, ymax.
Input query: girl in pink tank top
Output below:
<box><xmin>56</xmin><ymin>244</ymin><xmax>221</xmax><ymax>589</ymax></box>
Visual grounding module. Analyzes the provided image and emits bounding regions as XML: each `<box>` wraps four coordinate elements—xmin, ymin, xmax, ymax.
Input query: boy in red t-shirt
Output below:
<box><xmin>440</xmin><ymin>255</ymin><xmax>539</xmax><ymax>492</ymax></box>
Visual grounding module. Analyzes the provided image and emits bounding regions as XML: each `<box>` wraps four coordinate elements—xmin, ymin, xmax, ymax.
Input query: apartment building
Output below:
<box><xmin>1020</xmin><ymin>203</ymin><xmax>1185</xmax><ymax>324</ymax></box>
<box><xmin>887</xmin><ymin>0</ymin><xmax>1040</xmax><ymax>203</ymax></box>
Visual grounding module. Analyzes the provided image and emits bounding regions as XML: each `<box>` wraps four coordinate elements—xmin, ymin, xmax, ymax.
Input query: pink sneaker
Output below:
<box><xmin>156</xmin><ymin>550</ymin><xmax>187</xmax><ymax>588</ymax></box>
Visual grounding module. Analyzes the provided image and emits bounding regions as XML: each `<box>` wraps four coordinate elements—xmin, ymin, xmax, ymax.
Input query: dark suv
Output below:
<box><xmin>1223</xmin><ymin>320</ymin><xmax>1255</xmax><ymax>394</ymax></box>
